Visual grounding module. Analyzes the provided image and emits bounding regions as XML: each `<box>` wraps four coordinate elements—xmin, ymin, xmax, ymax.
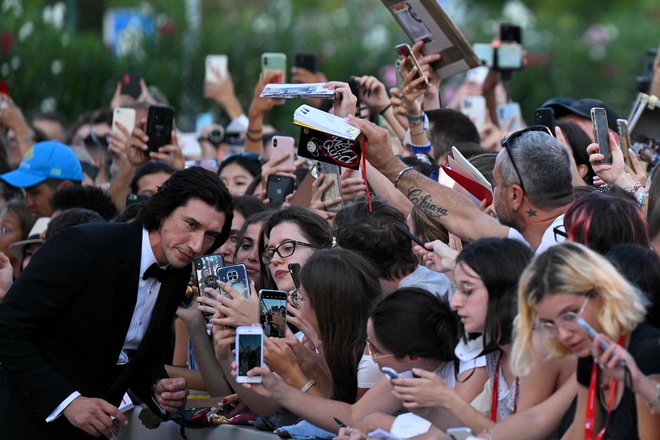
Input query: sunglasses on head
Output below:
<box><xmin>500</xmin><ymin>125</ymin><xmax>553</xmax><ymax>193</ymax></box>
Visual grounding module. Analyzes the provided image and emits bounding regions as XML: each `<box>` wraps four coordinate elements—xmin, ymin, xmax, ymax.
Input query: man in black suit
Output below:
<box><xmin>0</xmin><ymin>166</ymin><xmax>233</xmax><ymax>439</ymax></box>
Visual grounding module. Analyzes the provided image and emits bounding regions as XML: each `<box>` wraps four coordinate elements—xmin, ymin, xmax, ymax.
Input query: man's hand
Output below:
<box><xmin>63</xmin><ymin>396</ymin><xmax>127</xmax><ymax>438</ymax></box>
<box><xmin>346</xmin><ymin>116</ymin><xmax>396</xmax><ymax>174</ymax></box>
<box><xmin>153</xmin><ymin>377</ymin><xmax>189</xmax><ymax>413</ymax></box>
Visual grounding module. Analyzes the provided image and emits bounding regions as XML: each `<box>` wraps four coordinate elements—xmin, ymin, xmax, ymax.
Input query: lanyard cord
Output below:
<box><xmin>490</xmin><ymin>351</ymin><xmax>519</xmax><ymax>422</ymax></box>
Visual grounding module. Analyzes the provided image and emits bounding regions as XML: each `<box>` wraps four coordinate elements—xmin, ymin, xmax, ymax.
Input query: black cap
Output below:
<box><xmin>542</xmin><ymin>97</ymin><xmax>620</xmax><ymax>132</ymax></box>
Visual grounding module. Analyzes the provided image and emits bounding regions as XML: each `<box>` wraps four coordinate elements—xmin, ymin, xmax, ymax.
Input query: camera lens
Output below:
<box><xmin>273</xmin><ymin>138</ymin><xmax>278</xmax><ymax>147</ymax></box>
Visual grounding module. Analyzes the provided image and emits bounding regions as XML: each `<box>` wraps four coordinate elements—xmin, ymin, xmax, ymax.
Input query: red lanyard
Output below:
<box><xmin>490</xmin><ymin>351</ymin><xmax>519</xmax><ymax>422</ymax></box>
<box><xmin>361</xmin><ymin>138</ymin><xmax>372</xmax><ymax>213</ymax></box>
<box><xmin>584</xmin><ymin>335</ymin><xmax>625</xmax><ymax>440</ymax></box>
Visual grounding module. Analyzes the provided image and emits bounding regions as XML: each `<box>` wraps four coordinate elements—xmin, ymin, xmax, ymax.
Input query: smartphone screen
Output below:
<box><xmin>266</xmin><ymin>174</ymin><xmax>295</xmax><ymax>206</ymax></box>
<box><xmin>120</xmin><ymin>73</ymin><xmax>142</xmax><ymax>99</ymax></box>
<box><xmin>259</xmin><ymin>290</ymin><xmax>288</xmax><ymax>337</ymax></box>
<box><xmin>261</xmin><ymin>52</ymin><xmax>287</xmax><ymax>83</ymax></box>
<box><xmin>534</xmin><ymin>108</ymin><xmax>555</xmax><ymax>136</ymax></box>
<box><xmin>146</xmin><ymin>105</ymin><xmax>174</xmax><ymax>153</ymax></box>
<box><xmin>217</xmin><ymin>264</ymin><xmax>250</xmax><ymax>299</ymax></box>
<box><xmin>591</xmin><ymin>107</ymin><xmax>611</xmax><ymax>164</ymax></box>
<box><xmin>235</xmin><ymin>327</ymin><xmax>264</xmax><ymax>382</ymax></box>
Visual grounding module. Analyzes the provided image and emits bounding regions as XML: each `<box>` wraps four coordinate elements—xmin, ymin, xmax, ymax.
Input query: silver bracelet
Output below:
<box><xmin>300</xmin><ymin>379</ymin><xmax>316</xmax><ymax>393</ymax></box>
<box><xmin>394</xmin><ymin>166</ymin><xmax>415</xmax><ymax>189</ymax></box>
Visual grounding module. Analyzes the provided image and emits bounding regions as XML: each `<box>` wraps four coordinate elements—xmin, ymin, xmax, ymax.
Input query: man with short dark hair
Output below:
<box><xmin>0</xmin><ymin>166</ymin><xmax>233</xmax><ymax>439</ymax></box>
<box><xmin>0</xmin><ymin>141</ymin><xmax>83</xmax><ymax>218</ymax></box>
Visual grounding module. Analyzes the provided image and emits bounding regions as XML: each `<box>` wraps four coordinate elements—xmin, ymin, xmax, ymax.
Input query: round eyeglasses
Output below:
<box><xmin>537</xmin><ymin>296</ymin><xmax>590</xmax><ymax>338</ymax></box>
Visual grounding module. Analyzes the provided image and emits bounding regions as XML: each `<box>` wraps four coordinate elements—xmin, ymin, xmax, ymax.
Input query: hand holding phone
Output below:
<box><xmin>235</xmin><ymin>326</ymin><xmax>264</xmax><ymax>383</ymax></box>
<box><xmin>591</xmin><ymin>107</ymin><xmax>612</xmax><ymax>164</ymax></box>
<box><xmin>381</xmin><ymin>367</ymin><xmax>400</xmax><ymax>380</ymax></box>
<box><xmin>146</xmin><ymin>105</ymin><xmax>174</xmax><ymax>154</ymax></box>
<box><xmin>393</xmin><ymin>222</ymin><xmax>426</xmax><ymax>247</ymax></box>
<box><xmin>617</xmin><ymin>119</ymin><xmax>632</xmax><ymax>168</ymax></box>
<box><xmin>576</xmin><ymin>317</ymin><xmax>625</xmax><ymax>367</ymax></box>
<box><xmin>266</xmin><ymin>174</ymin><xmax>295</xmax><ymax>206</ymax></box>
<box><xmin>261</xmin><ymin>52</ymin><xmax>287</xmax><ymax>83</ymax></box>
<box><xmin>217</xmin><ymin>264</ymin><xmax>251</xmax><ymax>300</ymax></box>
<box><xmin>395</xmin><ymin>44</ymin><xmax>428</xmax><ymax>89</ymax></box>
<box><xmin>534</xmin><ymin>108</ymin><xmax>555</xmax><ymax>136</ymax></box>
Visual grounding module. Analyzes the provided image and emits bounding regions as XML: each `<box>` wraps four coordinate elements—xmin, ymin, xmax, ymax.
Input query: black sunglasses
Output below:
<box><xmin>500</xmin><ymin>125</ymin><xmax>553</xmax><ymax>193</ymax></box>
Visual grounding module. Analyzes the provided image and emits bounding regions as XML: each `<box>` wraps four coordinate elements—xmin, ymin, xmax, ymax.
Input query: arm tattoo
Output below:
<box><xmin>407</xmin><ymin>187</ymin><xmax>449</xmax><ymax>217</ymax></box>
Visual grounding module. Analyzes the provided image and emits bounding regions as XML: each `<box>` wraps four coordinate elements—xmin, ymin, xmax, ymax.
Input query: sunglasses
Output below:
<box><xmin>500</xmin><ymin>125</ymin><xmax>553</xmax><ymax>193</ymax></box>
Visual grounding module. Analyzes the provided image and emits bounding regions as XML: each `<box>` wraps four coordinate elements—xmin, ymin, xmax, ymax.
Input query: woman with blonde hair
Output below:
<box><xmin>511</xmin><ymin>241</ymin><xmax>660</xmax><ymax>440</ymax></box>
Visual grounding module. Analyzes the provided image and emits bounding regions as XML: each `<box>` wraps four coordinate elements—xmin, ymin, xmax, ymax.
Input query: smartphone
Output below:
<box><xmin>395</xmin><ymin>43</ymin><xmax>428</xmax><ymax>88</ymax></box>
<box><xmin>446</xmin><ymin>427</ymin><xmax>476</xmax><ymax>440</ymax></box>
<box><xmin>500</xmin><ymin>24</ymin><xmax>522</xmax><ymax>44</ymax></box>
<box><xmin>266</xmin><ymin>174</ymin><xmax>295</xmax><ymax>206</ymax></box>
<box><xmin>194</xmin><ymin>254</ymin><xmax>224</xmax><ymax>291</ymax></box>
<box><xmin>266</xmin><ymin>135</ymin><xmax>296</xmax><ymax>165</ymax></box>
<box><xmin>217</xmin><ymin>264</ymin><xmax>251</xmax><ymax>299</ymax></box>
<box><xmin>497</xmin><ymin>102</ymin><xmax>522</xmax><ymax>131</ymax></box>
<box><xmin>393</xmin><ymin>222</ymin><xmax>426</xmax><ymax>247</ymax></box>
<box><xmin>591</xmin><ymin>107</ymin><xmax>612</xmax><ymax>164</ymax></box>
<box><xmin>381</xmin><ymin>367</ymin><xmax>400</xmax><ymax>380</ymax></box>
<box><xmin>460</xmin><ymin>96</ymin><xmax>486</xmax><ymax>130</ymax></box>
<box><xmin>316</xmin><ymin>161</ymin><xmax>343</xmax><ymax>213</ymax></box>
<box><xmin>205</xmin><ymin>55</ymin><xmax>228</xmax><ymax>83</ymax></box>
<box><xmin>261</xmin><ymin>52</ymin><xmax>287</xmax><ymax>83</ymax></box>
<box><xmin>126</xmin><ymin>193</ymin><xmax>150</xmax><ymax>206</ymax></box>
<box><xmin>235</xmin><ymin>326</ymin><xmax>264</xmax><ymax>383</ymax></box>
<box><xmin>112</xmin><ymin>107</ymin><xmax>136</xmax><ymax>137</ymax></box>
<box><xmin>146</xmin><ymin>105</ymin><xmax>174</xmax><ymax>153</ymax></box>
<box><xmin>120</xmin><ymin>73</ymin><xmax>142</xmax><ymax>99</ymax></box>
<box><xmin>575</xmin><ymin>317</ymin><xmax>626</xmax><ymax>366</ymax></box>
<box><xmin>534</xmin><ymin>107</ymin><xmax>555</xmax><ymax>136</ymax></box>
<box><xmin>288</xmin><ymin>263</ymin><xmax>301</xmax><ymax>291</ymax></box>
<box><xmin>617</xmin><ymin>119</ymin><xmax>632</xmax><ymax>168</ymax></box>
<box><xmin>497</xmin><ymin>43</ymin><xmax>523</xmax><ymax>70</ymax></box>
<box><xmin>294</xmin><ymin>52</ymin><xmax>316</xmax><ymax>73</ymax></box>
<box><xmin>473</xmin><ymin>43</ymin><xmax>494</xmax><ymax>68</ymax></box>
<box><xmin>259</xmin><ymin>289</ymin><xmax>288</xmax><ymax>338</ymax></box>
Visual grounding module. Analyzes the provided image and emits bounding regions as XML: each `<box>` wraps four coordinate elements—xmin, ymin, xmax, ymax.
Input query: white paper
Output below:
<box><xmin>260</xmin><ymin>83</ymin><xmax>335</xmax><ymax>99</ymax></box>
<box><xmin>293</xmin><ymin>105</ymin><xmax>361</xmax><ymax>140</ymax></box>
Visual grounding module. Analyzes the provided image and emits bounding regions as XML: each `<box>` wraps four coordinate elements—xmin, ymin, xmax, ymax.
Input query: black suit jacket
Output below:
<box><xmin>0</xmin><ymin>221</ymin><xmax>190</xmax><ymax>439</ymax></box>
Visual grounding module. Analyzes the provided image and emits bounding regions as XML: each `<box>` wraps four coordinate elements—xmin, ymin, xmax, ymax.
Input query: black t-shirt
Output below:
<box><xmin>576</xmin><ymin>323</ymin><xmax>660</xmax><ymax>440</ymax></box>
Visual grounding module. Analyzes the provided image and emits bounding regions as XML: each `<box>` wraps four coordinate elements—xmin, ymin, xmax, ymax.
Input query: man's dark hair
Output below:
<box><xmin>426</xmin><ymin>109</ymin><xmax>480</xmax><ymax>163</ymax></box>
<box><xmin>129</xmin><ymin>161</ymin><xmax>177</xmax><ymax>194</ymax></box>
<box><xmin>232</xmin><ymin>195</ymin><xmax>267</xmax><ymax>219</ymax></box>
<box><xmin>50</xmin><ymin>185</ymin><xmax>118</xmax><ymax>220</ymax></box>
<box><xmin>136</xmin><ymin>167</ymin><xmax>233</xmax><ymax>251</ymax></box>
<box><xmin>45</xmin><ymin>208</ymin><xmax>106</xmax><ymax>240</ymax></box>
<box><xmin>334</xmin><ymin>196</ymin><xmax>417</xmax><ymax>280</ymax></box>
<box><xmin>42</xmin><ymin>178</ymin><xmax>82</xmax><ymax>190</ymax></box>
<box><xmin>28</xmin><ymin>110</ymin><xmax>69</xmax><ymax>134</ymax></box>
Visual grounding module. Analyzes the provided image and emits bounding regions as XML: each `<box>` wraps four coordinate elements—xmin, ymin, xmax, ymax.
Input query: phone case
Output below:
<box><xmin>316</xmin><ymin>161</ymin><xmax>343</xmax><ymax>212</ymax></box>
<box><xmin>146</xmin><ymin>105</ymin><xmax>174</xmax><ymax>153</ymax></box>
<box><xmin>297</xmin><ymin>126</ymin><xmax>362</xmax><ymax>170</ymax></box>
<box><xmin>294</xmin><ymin>53</ymin><xmax>316</xmax><ymax>73</ymax></box>
<box><xmin>205</xmin><ymin>55</ymin><xmax>228</xmax><ymax>82</ymax></box>
<box><xmin>235</xmin><ymin>326</ymin><xmax>264</xmax><ymax>383</ymax></box>
<box><xmin>194</xmin><ymin>254</ymin><xmax>224</xmax><ymax>291</ymax></box>
<box><xmin>259</xmin><ymin>290</ymin><xmax>288</xmax><ymax>338</ymax></box>
<box><xmin>266</xmin><ymin>136</ymin><xmax>296</xmax><ymax>165</ymax></box>
<box><xmin>496</xmin><ymin>102</ymin><xmax>522</xmax><ymax>131</ymax></box>
<box><xmin>217</xmin><ymin>264</ymin><xmax>251</xmax><ymax>299</ymax></box>
<box><xmin>395</xmin><ymin>44</ymin><xmax>428</xmax><ymax>87</ymax></box>
<box><xmin>460</xmin><ymin>96</ymin><xmax>486</xmax><ymax>130</ymax></box>
<box><xmin>266</xmin><ymin>174</ymin><xmax>296</xmax><ymax>206</ymax></box>
<box><xmin>591</xmin><ymin>108</ymin><xmax>611</xmax><ymax>164</ymax></box>
<box><xmin>120</xmin><ymin>73</ymin><xmax>141</xmax><ymax>99</ymax></box>
<box><xmin>112</xmin><ymin>107</ymin><xmax>136</xmax><ymax>137</ymax></box>
<box><xmin>261</xmin><ymin>52</ymin><xmax>287</xmax><ymax>83</ymax></box>
<box><xmin>617</xmin><ymin>119</ymin><xmax>632</xmax><ymax>168</ymax></box>
<box><xmin>534</xmin><ymin>108</ymin><xmax>555</xmax><ymax>135</ymax></box>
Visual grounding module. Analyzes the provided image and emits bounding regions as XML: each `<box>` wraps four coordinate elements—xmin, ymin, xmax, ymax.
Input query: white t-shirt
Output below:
<box><xmin>358</xmin><ymin>354</ymin><xmax>385</xmax><ymax>388</ymax></box>
<box><xmin>399</xmin><ymin>265</ymin><xmax>453</xmax><ymax>300</ymax></box>
<box><xmin>508</xmin><ymin>214</ymin><xmax>565</xmax><ymax>254</ymax></box>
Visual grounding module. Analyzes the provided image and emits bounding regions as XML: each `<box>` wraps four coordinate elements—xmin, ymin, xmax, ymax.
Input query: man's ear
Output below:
<box><xmin>509</xmin><ymin>184</ymin><xmax>525</xmax><ymax>211</ymax></box>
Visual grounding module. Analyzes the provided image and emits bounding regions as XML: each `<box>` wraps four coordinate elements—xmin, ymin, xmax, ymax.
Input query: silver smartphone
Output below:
<box><xmin>576</xmin><ymin>317</ymin><xmax>625</xmax><ymax>367</ymax></box>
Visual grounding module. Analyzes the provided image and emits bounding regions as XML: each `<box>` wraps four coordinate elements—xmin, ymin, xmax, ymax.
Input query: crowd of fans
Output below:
<box><xmin>0</xmin><ymin>26</ymin><xmax>659</xmax><ymax>440</ymax></box>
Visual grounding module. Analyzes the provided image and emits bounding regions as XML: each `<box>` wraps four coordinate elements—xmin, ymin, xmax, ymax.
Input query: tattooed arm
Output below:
<box><xmin>348</xmin><ymin>116</ymin><xmax>508</xmax><ymax>241</ymax></box>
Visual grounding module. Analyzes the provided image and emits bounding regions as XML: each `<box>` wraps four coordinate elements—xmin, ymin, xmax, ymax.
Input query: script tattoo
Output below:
<box><xmin>407</xmin><ymin>188</ymin><xmax>449</xmax><ymax>217</ymax></box>
<box><xmin>526</xmin><ymin>209</ymin><xmax>538</xmax><ymax>218</ymax></box>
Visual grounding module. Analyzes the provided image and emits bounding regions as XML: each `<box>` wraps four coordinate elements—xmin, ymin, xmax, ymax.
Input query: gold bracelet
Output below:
<box><xmin>300</xmin><ymin>379</ymin><xmax>316</xmax><ymax>393</ymax></box>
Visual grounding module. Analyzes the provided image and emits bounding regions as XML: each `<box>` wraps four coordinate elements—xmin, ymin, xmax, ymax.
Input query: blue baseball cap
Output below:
<box><xmin>0</xmin><ymin>141</ymin><xmax>83</xmax><ymax>188</ymax></box>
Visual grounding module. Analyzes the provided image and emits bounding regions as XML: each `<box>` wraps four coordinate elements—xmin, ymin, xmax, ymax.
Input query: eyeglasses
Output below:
<box><xmin>261</xmin><ymin>240</ymin><xmax>313</xmax><ymax>265</ymax></box>
<box><xmin>500</xmin><ymin>125</ymin><xmax>553</xmax><ymax>194</ymax></box>
<box><xmin>366</xmin><ymin>338</ymin><xmax>395</xmax><ymax>360</ymax></box>
<box><xmin>553</xmin><ymin>225</ymin><xmax>568</xmax><ymax>242</ymax></box>
<box><xmin>537</xmin><ymin>295</ymin><xmax>590</xmax><ymax>338</ymax></box>
<box><xmin>83</xmin><ymin>131</ymin><xmax>111</xmax><ymax>148</ymax></box>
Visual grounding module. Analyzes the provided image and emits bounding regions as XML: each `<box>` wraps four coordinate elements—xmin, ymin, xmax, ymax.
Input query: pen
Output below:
<box><xmin>333</xmin><ymin>417</ymin><xmax>348</xmax><ymax>428</ymax></box>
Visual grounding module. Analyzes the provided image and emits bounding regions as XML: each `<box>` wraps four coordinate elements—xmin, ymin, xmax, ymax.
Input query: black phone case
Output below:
<box><xmin>266</xmin><ymin>174</ymin><xmax>295</xmax><ymax>206</ymax></box>
<box><xmin>217</xmin><ymin>264</ymin><xmax>250</xmax><ymax>299</ymax></box>
<box><xmin>146</xmin><ymin>105</ymin><xmax>174</xmax><ymax>153</ymax></box>
<box><xmin>259</xmin><ymin>290</ymin><xmax>288</xmax><ymax>338</ymax></box>
<box><xmin>534</xmin><ymin>108</ymin><xmax>555</xmax><ymax>135</ymax></box>
<box><xmin>298</xmin><ymin>126</ymin><xmax>361</xmax><ymax>170</ymax></box>
<box><xmin>120</xmin><ymin>73</ymin><xmax>141</xmax><ymax>99</ymax></box>
<box><xmin>592</xmin><ymin>108</ymin><xmax>612</xmax><ymax>164</ymax></box>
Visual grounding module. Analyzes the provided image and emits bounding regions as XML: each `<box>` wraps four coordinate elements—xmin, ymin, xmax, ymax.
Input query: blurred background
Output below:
<box><xmin>1</xmin><ymin>0</ymin><xmax>658</xmax><ymax>134</ymax></box>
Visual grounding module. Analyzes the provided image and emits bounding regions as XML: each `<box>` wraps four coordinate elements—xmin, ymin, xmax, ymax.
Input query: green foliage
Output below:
<box><xmin>1</xmin><ymin>0</ymin><xmax>659</xmax><ymax>134</ymax></box>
